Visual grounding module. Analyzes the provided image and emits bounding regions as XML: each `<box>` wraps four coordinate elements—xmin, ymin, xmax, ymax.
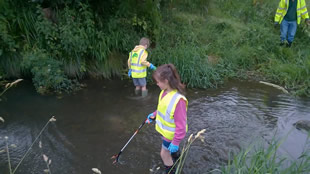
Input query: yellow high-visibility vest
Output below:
<box><xmin>129</xmin><ymin>49</ymin><xmax>147</xmax><ymax>78</ymax></box>
<box><xmin>155</xmin><ymin>90</ymin><xmax>188</xmax><ymax>140</ymax></box>
<box><xmin>275</xmin><ymin>0</ymin><xmax>309</xmax><ymax>24</ymax></box>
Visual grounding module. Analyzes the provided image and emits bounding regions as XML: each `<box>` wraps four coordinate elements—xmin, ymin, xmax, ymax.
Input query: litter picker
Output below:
<box><xmin>111</xmin><ymin>118</ymin><xmax>147</xmax><ymax>164</ymax></box>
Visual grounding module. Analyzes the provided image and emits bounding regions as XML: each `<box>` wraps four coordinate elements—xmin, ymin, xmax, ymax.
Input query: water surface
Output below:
<box><xmin>0</xmin><ymin>79</ymin><xmax>309</xmax><ymax>174</ymax></box>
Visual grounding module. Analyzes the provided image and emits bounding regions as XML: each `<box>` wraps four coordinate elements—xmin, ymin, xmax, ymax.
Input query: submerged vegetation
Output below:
<box><xmin>0</xmin><ymin>0</ymin><xmax>310</xmax><ymax>95</ymax></box>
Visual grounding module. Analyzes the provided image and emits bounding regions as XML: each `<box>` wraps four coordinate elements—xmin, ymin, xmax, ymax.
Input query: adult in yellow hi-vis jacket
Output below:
<box><xmin>127</xmin><ymin>37</ymin><xmax>156</xmax><ymax>97</ymax></box>
<box><xmin>274</xmin><ymin>0</ymin><xmax>310</xmax><ymax>47</ymax></box>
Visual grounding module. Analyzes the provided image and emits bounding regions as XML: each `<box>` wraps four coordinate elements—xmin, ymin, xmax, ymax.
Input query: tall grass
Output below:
<box><xmin>151</xmin><ymin>0</ymin><xmax>310</xmax><ymax>96</ymax></box>
<box><xmin>169</xmin><ymin>129</ymin><xmax>206</xmax><ymax>174</ymax></box>
<box><xmin>0</xmin><ymin>0</ymin><xmax>159</xmax><ymax>93</ymax></box>
<box><xmin>215</xmin><ymin>133</ymin><xmax>310</xmax><ymax>174</ymax></box>
<box><xmin>1</xmin><ymin>81</ymin><xmax>55</xmax><ymax>173</ymax></box>
<box><xmin>0</xmin><ymin>79</ymin><xmax>23</xmax><ymax>97</ymax></box>
<box><xmin>0</xmin><ymin>116</ymin><xmax>56</xmax><ymax>174</ymax></box>
<box><xmin>1</xmin><ymin>0</ymin><xmax>310</xmax><ymax>96</ymax></box>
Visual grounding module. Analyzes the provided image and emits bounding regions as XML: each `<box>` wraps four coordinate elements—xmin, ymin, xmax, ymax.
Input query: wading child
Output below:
<box><xmin>145</xmin><ymin>64</ymin><xmax>188</xmax><ymax>174</ymax></box>
<box><xmin>127</xmin><ymin>37</ymin><xmax>156</xmax><ymax>97</ymax></box>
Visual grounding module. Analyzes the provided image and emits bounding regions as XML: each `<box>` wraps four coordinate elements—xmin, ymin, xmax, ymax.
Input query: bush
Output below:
<box><xmin>22</xmin><ymin>49</ymin><xmax>78</xmax><ymax>94</ymax></box>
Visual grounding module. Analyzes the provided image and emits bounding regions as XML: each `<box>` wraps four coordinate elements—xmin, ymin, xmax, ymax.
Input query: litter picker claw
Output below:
<box><xmin>111</xmin><ymin>119</ymin><xmax>147</xmax><ymax>164</ymax></box>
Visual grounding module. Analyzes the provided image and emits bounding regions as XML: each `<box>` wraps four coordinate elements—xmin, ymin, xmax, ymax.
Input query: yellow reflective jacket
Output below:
<box><xmin>128</xmin><ymin>45</ymin><xmax>151</xmax><ymax>78</ymax></box>
<box><xmin>275</xmin><ymin>0</ymin><xmax>309</xmax><ymax>24</ymax></box>
<box><xmin>155</xmin><ymin>90</ymin><xmax>188</xmax><ymax>140</ymax></box>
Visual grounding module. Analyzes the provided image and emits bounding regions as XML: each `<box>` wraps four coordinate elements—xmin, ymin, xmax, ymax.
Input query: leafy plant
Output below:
<box><xmin>21</xmin><ymin>49</ymin><xmax>78</xmax><ymax>94</ymax></box>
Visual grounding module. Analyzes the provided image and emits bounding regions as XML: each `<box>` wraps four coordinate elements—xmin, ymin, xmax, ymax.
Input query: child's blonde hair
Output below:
<box><xmin>139</xmin><ymin>37</ymin><xmax>150</xmax><ymax>48</ymax></box>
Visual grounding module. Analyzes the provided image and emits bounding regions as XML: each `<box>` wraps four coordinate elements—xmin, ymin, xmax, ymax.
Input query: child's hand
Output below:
<box><xmin>168</xmin><ymin>143</ymin><xmax>179</xmax><ymax>154</ymax></box>
<box><xmin>149</xmin><ymin>63</ymin><xmax>156</xmax><ymax>70</ymax></box>
<box><xmin>145</xmin><ymin>113</ymin><xmax>155</xmax><ymax>124</ymax></box>
<box><xmin>128</xmin><ymin>69</ymin><xmax>132</xmax><ymax>77</ymax></box>
<box><xmin>274</xmin><ymin>22</ymin><xmax>279</xmax><ymax>28</ymax></box>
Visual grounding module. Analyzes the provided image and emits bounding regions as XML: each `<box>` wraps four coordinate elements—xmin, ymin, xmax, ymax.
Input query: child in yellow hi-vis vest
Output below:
<box><xmin>127</xmin><ymin>37</ymin><xmax>156</xmax><ymax>97</ymax></box>
<box><xmin>146</xmin><ymin>64</ymin><xmax>188</xmax><ymax>174</ymax></box>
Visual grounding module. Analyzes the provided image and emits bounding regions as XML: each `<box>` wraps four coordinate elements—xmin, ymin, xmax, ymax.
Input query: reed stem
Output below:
<box><xmin>12</xmin><ymin>116</ymin><xmax>55</xmax><ymax>174</ymax></box>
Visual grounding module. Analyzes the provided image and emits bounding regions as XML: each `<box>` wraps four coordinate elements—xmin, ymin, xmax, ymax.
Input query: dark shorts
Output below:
<box><xmin>162</xmin><ymin>139</ymin><xmax>171</xmax><ymax>150</ymax></box>
<box><xmin>133</xmin><ymin>78</ymin><xmax>146</xmax><ymax>86</ymax></box>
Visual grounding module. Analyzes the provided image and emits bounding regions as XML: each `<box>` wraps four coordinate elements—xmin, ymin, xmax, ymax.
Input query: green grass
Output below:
<box><xmin>149</xmin><ymin>0</ymin><xmax>310</xmax><ymax>96</ymax></box>
<box><xmin>1</xmin><ymin>0</ymin><xmax>310</xmax><ymax>96</ymax></box>
<box><xmin>215</xmin><ymin>134</ymin><xmax>310</xmax><ymax>174</ymax></box>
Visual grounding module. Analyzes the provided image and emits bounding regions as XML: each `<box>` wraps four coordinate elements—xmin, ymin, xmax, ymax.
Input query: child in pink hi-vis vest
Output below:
<box><xmin>145</xmin><ymin>64</ymin><xmax>188</xmax><ymax>174</ymax></box>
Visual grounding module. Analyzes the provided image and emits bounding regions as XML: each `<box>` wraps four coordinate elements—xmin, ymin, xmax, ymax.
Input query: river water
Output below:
<box><xmin>0</xmin><ymin>79</ymin><xmax>309</xmax><ymax>174</ymax></box>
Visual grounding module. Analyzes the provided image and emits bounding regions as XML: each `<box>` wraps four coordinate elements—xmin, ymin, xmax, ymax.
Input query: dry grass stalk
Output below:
<box><xmin>40</xmin><ymin>141</ymin><xmax>52</xmax><ymax>174</ymax></box>
<box><xmin>43</xmin><ymin>154</ymin><xmax>48</xmax><ymax>162</ymax></box>
<box><xmin>5</xmin><ymin>136</ymin><xmax>12</xmax><ymax>174</ymax></box>
<box><xmin>9</xmin><ymin>79</ymin><xmax>23</xmax><ymax>87</ymax></box>
<box><xmin>194</xmin><ymin>129</ymin><xmax>206</xmax><ymax>139</ymax></box>
<box><xmin>92</xmin><ymin>168</ymin><xmax>102</xmax><ymax>174</ymax></box>
<box><xmin>4</xmin><ymin>79</ymin><xmax>23</xmax><ymax>88</ymax></box>
<box><xmin>12</xmin><ymin>116</ymin><xmax>56</xmax><ymax>174</ymax></box>
<box><xmin>1</xmin><ymin>79</ymin><xmax>23</xmax><ymax>97</ymax></box>
<box><xmin>43</xmin><ymin>153</ymin><xmax>52</xmax><ymax>174</ymax></box>
<box><xmin>49</xmin><ymin>116</ymin><xmax>56</xmax><ymax>122</ymax></box>
<box><xmin>39</xmin><ymin>141</ymin><xmax>42</xmax><ymax>148</ymax></box>
<box><xmin>187</xmin><ymin>134</ymin><xmax>193</xmax><ymax>143</ymax></box>
<box><xmin>5</xmin><ymin>83</ymin><xmax>10</xmax><ymax>88</ymax></box>
<box><xmin>259</xmin><ymin>81</ymin><xmax>289</xmax><ymax>94</ymax></box>
<box><xmin>172</xmin><ymin>129</ymin><xmax>207</xmax><ymax>174</ymax></box>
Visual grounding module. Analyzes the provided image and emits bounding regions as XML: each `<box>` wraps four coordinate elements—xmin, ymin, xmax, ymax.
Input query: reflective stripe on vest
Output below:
<box><xmin>130</xmin><ymin>49</ymin><xmax>147</xmax><ymax>78</ymax></box>
<box><xmin>155</xmin><ymin>90</ymin><xmax>188</xmax><ymax>140</ymax></box>
<box><xmin>275</xmin><ymin>0</ymin><xmax>309</xmax><ymax>24</ymax></box>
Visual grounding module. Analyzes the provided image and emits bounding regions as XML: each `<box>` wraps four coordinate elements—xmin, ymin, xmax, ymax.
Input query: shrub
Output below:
<box><xmin>22</xmin><ymin>49</ymin><xmax>78</xmax><ymax>94</ymax></box>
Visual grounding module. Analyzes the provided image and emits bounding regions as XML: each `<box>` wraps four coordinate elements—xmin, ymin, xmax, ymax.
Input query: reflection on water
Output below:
<box><xmin>0</xmin><ymin>79</ymin><xmax>309</xmax><ymax>174</ymax></box>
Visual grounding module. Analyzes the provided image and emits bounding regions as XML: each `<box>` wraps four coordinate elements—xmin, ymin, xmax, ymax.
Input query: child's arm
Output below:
<box><xmin>140</xmin><ymin>52</ymin><xmax>151</xmax><ymax>67</ymax></box>
<box><xmin>127</xmin><ymin>52</ymin><xmax>131</xmax><ymax>69</ymax></box>
<box><xmin>172</xmin><ymin>99</ymin><xmax>187</xmax><ymax>146</ymax></box>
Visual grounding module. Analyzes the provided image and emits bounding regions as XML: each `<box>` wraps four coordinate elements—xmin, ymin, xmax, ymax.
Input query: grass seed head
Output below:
<box><xmin>49</xmin><ymin>116</ymin><xmax>56</xmax><ymax>122</ymax></box>
<box><xmin>0</xmin><ymin>117</ymin><xmax>4</xmax><ymax>123</ymax></box>
<box><xmin>10</xmin><ymin>79</ymin><xmax>23</xmax><ymax>87</ymax></box>
<box><xmin>43</xmin><ymin>154</ymin><xmax>48</xmax><ymax>162</ymax></box>
<box><xmin>187</xmin><ymin>134</ymin><xmax>193</xmax><ymax>143</ymax></box>
<box><xmin>195</xmin><ymin>129</ymin><xmax>206</xmax><ymax>139</ymax></box>
<box><xmin>5</xmin><ymin>83</ymin><xmax>10</xmax><ymax>88</ymax></box>
<box><xmin>92</xmin><ymin>168</ymin><xmax>102</xmax><ymax>174</ymax></box>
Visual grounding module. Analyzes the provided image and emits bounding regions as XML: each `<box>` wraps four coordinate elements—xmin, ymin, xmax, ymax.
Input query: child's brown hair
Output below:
<box><xmin>152</xmin><ymin>64</ymin><xmax>186</xmax><ymax>95</ymax></box>
<box><xmin>139</xmin><ymin>37</ymin><xmax>150</xmax><ymax>48</ymax></box>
